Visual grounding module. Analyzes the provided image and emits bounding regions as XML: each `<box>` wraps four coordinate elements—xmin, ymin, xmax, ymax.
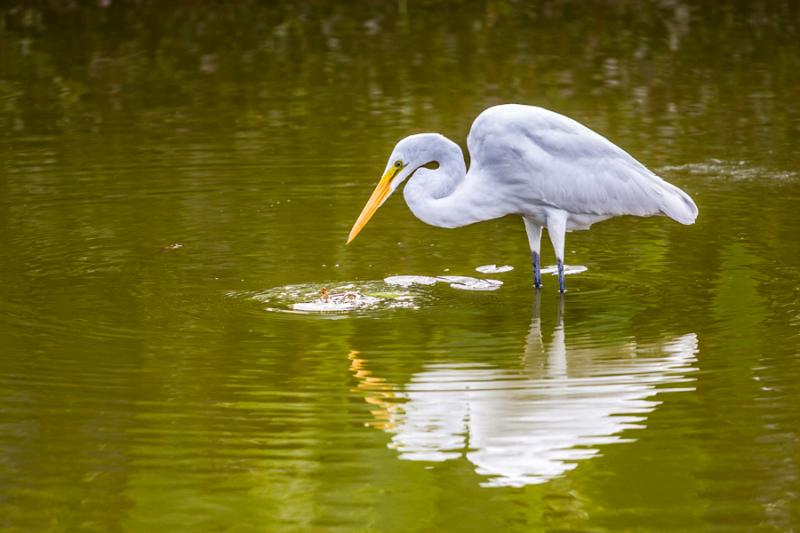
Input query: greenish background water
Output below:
<box><xmin>1</xmin><ymin>1</ymin><xmax>799</xmax><ymax>531</ymax></box>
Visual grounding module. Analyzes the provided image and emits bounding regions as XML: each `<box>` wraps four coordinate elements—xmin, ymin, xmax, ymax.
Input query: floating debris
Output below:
<box><xmin>384</xmin><ymin>275</ymin><xmax>442</xmax><ymax>287</ymax></box>
<box><xmin>385</xmin><ymin>274</ymin><xmax>504</xmax><ymax>292</ymax></box>
<box><xmin>540</xmin><ymin>265</ymin><xmax>588</xmax><ymax>276</ymax></box>
<box><xmin>450</xmin><ymin>279</ymin><xmax>503</xmax><ymax>291</ymax></box>
<box><xmin>475</xmin><ymin>264</ymin><xmax>514</xmax><ymax>274</ymax></box>
<box><xmin>438</xmin><ymin>275</ymin><xmax>503</xmax><ymax>291</ymax></box>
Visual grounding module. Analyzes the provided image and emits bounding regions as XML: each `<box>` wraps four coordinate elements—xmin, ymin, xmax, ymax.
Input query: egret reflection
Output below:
<box><xmin>350</xmin><ymin>297</ymin><xmax>698</xmax><ymax>487</ymax></box>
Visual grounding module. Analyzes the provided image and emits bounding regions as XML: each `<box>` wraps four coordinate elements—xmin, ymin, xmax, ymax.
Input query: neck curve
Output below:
<box><xmin>402</xmin><ymin>135</ymin><xmax>476</xmax><ymax>229</ymax></box>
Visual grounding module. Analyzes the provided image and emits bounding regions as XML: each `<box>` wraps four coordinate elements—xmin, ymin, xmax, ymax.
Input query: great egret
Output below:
<box><xmin>347</xmin><ymin>104</ymin><xmax>698</xmax><ymax>292</ymax></box>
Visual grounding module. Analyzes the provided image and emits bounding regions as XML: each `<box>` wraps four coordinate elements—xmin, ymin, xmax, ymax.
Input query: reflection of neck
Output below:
<box><xmin>347</xmin><ymin>350</ymin><xmax>397</xmax><ymax>430</ymax></box>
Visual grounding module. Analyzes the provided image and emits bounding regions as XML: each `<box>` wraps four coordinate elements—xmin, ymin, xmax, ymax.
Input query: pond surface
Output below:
<box><xmin>1</xmin><ymin>2</ymin><xmax>800</xmax><ymax>531</ymax></box>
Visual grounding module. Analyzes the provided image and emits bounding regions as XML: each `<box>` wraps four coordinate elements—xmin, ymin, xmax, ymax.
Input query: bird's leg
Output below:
<box><xmin>533</xmin><ymin>252</ymin><xmax>542</xmax><ymax>288</ymax></box>
<box><xmin>523</xmin><ymin>218</ymin><xmax>543</xmax><ymax>289</ymax></box>
<box><xmin>546</xmin><ymin>210</ymin><xmax>568</xmax><ymax>293</ymax></box>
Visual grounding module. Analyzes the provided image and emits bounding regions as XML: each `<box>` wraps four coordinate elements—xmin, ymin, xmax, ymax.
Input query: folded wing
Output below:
<box><xmin>467</xmin><ymin>104</ymin><xmax>698</xmax><ymax>224</ymax></box>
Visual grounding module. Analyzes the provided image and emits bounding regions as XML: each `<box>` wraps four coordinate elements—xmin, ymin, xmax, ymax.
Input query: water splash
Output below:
<box><xmin>245</xmin><ymin>272</ymin><xmax>504</xmax><ymax>314</ymax></box>
<box><xmin>244</xmin><ymin>281</ymin><xmax>417</xmax><ymax>314</ymax></box>
<box><xmin>659</xmin><ymin>159</ymin><xmax>798</xmax><ymax>181</ymax></box>
<box><xmin>292</xmin><ymin>291</ymin><xmax>382</xmax><ymax>312</ymax></box>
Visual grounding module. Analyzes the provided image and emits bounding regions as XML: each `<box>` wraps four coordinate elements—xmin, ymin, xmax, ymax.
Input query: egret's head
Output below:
<box><xmin>346</xmin><ymin>134</ymin><xmax>447</xmax><ymax>244</ymax></box>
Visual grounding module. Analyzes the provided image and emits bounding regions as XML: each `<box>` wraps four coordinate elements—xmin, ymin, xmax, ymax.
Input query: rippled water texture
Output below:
<box><xmin>2</xmin><ymin>2</ymin><xmax>800</xmax><ymax>532</ymax></box>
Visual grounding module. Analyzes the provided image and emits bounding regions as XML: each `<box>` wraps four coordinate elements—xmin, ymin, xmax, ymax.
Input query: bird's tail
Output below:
<box><xmin>657</xmin><ymin>181</ymin><xmax>698</xmax><ymax>225</ymax></box>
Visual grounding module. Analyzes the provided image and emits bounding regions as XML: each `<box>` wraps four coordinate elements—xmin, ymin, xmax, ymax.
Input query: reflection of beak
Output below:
<box><xmin>346</xmin><ymin>166</ymin><xmax>399</xmax><ymax>244</ymax></box>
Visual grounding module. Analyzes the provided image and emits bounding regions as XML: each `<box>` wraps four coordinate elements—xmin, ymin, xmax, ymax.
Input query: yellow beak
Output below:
<box><xmin>346</xmin><ymin>166</ymin><xmax>398</xmax><ymax>244</ymax></box>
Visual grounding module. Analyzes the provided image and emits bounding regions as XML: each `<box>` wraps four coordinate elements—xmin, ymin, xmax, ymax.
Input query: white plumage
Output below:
<box><xmin>348</xmin><ymin>104</ymin><xmax>698</xmax><ymax>292</ymax></box>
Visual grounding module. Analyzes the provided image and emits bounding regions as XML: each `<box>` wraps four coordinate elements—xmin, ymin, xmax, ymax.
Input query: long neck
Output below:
<box><xmin>403</xmin><ymin>136</ymin><xmax>476</xmax><ymax>229</ymax></box>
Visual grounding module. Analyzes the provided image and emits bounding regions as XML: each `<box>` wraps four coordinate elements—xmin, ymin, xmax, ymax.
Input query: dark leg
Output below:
<box><xmin>546</xmin><ymin>210</ymin><xmax>568</xmax><ymax>294</ymax></box>
<box><xmin>523</xmin><ymin>218</ymin><xmax>543</xmax><ymax>290</ymax></box>
<box><xmin>532</xmin><ymin>251</ymin><xmax>542</xmax><ymax>289</ymax></box>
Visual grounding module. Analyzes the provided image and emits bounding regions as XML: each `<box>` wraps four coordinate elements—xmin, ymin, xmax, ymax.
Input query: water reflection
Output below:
<box><xmin>351</xmin><ymin>296</ymin><xmax>698</xmax><ymax>487</ymax></box>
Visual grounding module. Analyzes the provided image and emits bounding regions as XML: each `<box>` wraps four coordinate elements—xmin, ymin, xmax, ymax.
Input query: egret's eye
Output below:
<box><xmin>393</xmin><ymin>160</ymin><xmax>403</xmax><ymax>169</ymax></box>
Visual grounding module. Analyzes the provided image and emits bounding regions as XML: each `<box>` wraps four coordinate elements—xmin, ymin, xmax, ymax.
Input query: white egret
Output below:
<box><xmin>347</xmin><ymin>104</ymin><xmax>698</xmax><ymax>292</ymax></box>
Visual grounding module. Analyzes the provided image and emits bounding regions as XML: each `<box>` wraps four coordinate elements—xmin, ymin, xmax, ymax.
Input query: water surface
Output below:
<box><xmin>1</xmin><ymin>2</ymin><xmax>800</xmax><ymax>531</ymax></box>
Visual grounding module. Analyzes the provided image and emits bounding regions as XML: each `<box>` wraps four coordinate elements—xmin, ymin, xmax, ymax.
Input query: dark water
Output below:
<box><xmin>2</xmin><ymin>2</ymin><xmax>800</xmax><ymax>531</ymax></box>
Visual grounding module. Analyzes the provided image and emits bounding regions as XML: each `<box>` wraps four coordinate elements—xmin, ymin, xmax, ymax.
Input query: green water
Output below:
<box><xmin>2</xmin><ymin>2</ymin><xmax>800</xmax><ymax>531</ymax></box>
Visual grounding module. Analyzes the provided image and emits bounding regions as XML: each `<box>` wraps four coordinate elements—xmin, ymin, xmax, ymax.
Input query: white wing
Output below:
<box><xmin>466</xmin><ymin>104</ymin><xmax>697</xmax><ymax>224</ymax></box>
